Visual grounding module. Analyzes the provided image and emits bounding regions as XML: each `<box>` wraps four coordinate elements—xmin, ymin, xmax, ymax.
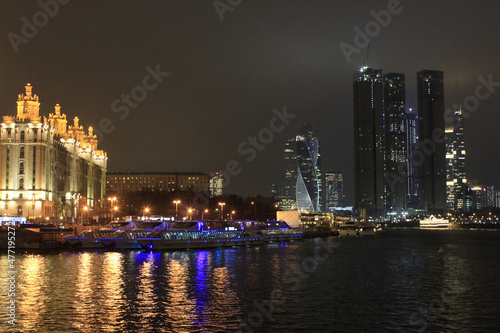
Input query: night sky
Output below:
<box><xmin>1</xmin><ymin>0</ymin><xmax>499</xmax><ymax>204</ymax></box>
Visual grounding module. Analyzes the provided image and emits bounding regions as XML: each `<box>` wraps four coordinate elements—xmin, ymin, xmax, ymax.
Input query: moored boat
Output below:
<box><xmin>64</xmin><ymin>221</ymin><xmax>137</xmax><ymax>249</ymax></box>
<box><xmin>419</xmin><ymin>216</ymin><xmax>449</xmax><ymax>228</ymax></box>
<box><xmin>338</xmin><ymin>222</ymin><xmax>358</xmax><ymax>237</ymax></box>
<box><xmin>99</xmin><ymin>221</ymin><xmax>169</xmax><ymax>249</ymax></box>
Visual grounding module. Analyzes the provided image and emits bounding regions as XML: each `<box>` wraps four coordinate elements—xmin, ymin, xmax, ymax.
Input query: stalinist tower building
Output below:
<box><xmin>0</xmin><ymin>84</ymin><xmax>107</xmax><ymax>219</ymax></box>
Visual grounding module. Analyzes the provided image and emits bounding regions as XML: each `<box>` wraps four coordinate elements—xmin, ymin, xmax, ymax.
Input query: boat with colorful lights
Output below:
<box><xmin>98</xmin><ymin>221</ymin><xmax>169</xmax><ymax>249</ymax></box>
<box><xmin>419</xmin><ymin>216</ymin><xmax>449</xmax><ymax>228</ymax></box>
<box><xmin>64</xmin><ymin>221</ymin><xmax>137</xmax><ymax>249</ymax></box>
<box><xmin>137</xmin><ymin>220</ymin><xmax>302</xmax><ymax>251</ymax></box>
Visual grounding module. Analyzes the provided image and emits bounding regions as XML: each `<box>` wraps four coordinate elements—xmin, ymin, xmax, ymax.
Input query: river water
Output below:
<box><xmin>1</xmin><ymin>228</ymin><xmax>500</xmax><ymax>332</ymax></box>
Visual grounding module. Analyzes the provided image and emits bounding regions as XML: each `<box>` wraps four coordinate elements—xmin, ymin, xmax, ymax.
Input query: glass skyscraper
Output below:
<box><xmin>294</xmin><ymin>123</ymin><xmax>322</xmax><ymax>212</ymax></box>
<box><xmin>445</xmin><ymin>106</ymin><xmax>466</xmax><ymax>211</ymax></box>
<box><xmin>384</xmin><ymin>73</ymin><xmax>407</xmax><ymax>213</ymax></box>
<box><xmin>417</xmin><ymin>70</ymin><xmax>446</xmax><ymax>213</ymax></box>
<box><xmin>353</xmin><ymin>67</ymin><xmax>384</xmax><ymax>217</ymax></box>
<box><xmin>325</xmin><ymin>170</ymin><xmax>344</xmax><ymax>211</ymax></box>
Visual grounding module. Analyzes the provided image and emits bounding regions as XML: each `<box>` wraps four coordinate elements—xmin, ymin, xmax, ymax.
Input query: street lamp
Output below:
<box><xmin>108</xmin><ymin>197</ymin><xmax>117</xmax><ymax>221</ymax></box>
<box><xmin>188</xmin><ymin>208</ymin><xmax>193</xmax><ymax>221</ymax></box>
<box><xmin>201</xmin><ymin>209</ymin><xmax>208</xmax><ymax>221</ymax></box>
<box><xmin>83</xmin><ymin>206</ymin><xmax>88</xmax><ymax>225</ymax></box>
<box><xmin>251</xmin><ymin>201</ymin><xmax>256</xmax><ymax>220</ymax></box>
<box><xmin>218</xmin><ymin>202</ymin><xmax>226</xmax><ymax>221</ymax></box>
<box><xmin>173</xmin><ymin>200</ymin><xmax>181</xmax><ymax>219</ymax></box>
<box><xmin>230</xmin><ymin>210</ymin><xmax>235</xmax><ymax>221</ymax></box>
<box><xmin>144</xmin><ymin>207</ymin><xmax>150</xmax><ymax>219</ymax></box>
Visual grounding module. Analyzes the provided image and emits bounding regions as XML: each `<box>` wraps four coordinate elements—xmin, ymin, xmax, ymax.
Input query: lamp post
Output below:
<box><xmin>144</xmin><ymin>207</ymin><xmax>150</xmax><ymax>219</ymax></box>
<box><xmin>201</xmin><ymin>209</ymin><xmax>208</xmax><ymax>221</ymax></box>
<box><xmin>108</xmin><ymin>197</ymin><xmax>117</xmax><ymax>221</ymax></box>
<box><xmin>173</xmin><ymin>200</ymin><xmax>181</xmax><ymax>219</ymax></box>
<box><xmin>251</xmin><ymin>201</ymin><xmax>256</xmax><ymax>220</ymax></box>
<box><xmin>230</xmin><ymin>210</ymin><xmax>235</xmax><ymax>221</ymax></box>
<box><xmin>218</xmin><ymin>202</ymin><xmax>226</xmax><ymax>221</ymax></box>
<box><xmin>188</xmin><ymin>208</ymin><xmax>193</xmax><ymax>221</ymax></box>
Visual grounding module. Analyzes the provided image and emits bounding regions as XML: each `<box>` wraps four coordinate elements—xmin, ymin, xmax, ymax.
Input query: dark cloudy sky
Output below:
<box><xmin>1</xmin><ymin>0</ymin><xmax>500</xmax><ymax>204</ymax></box>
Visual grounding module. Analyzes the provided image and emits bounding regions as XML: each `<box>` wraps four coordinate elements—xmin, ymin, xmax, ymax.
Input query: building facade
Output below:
<box><xmin>383</xmin><ymin>73</ymin><xmax>407</xmax><ymax>213</ymax></box>
<box><xmin>324</xmin><ymin>170</ymin><xmax>344</xmax><ymax>211</ymax></box>
<box><xmin>107</xmin><ymin>172</ymin><xmax>209</xmax><ymax>194</ymax></box>
<box><xmin>417</xmin><ymin>70</ymin><xmax>447</xmax><ymax>213</ymax></box>
<box><xmin>209</xmin><ymin>171</ymin><xmax>226</xmax><ymax>197</ymax></box>
<box><xmin>0</xmin><ymin>84</ymin><xmax>107</xmax><ymax>218</ymax></box>
<box><xmin>353</xmin><ymin>67</ymin><xmax>384</xmax><ymax>217</ymax></box>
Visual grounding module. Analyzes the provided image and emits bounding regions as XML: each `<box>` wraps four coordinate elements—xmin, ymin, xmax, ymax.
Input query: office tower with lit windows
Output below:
<box><xmin>325</xmin><ymin>170</ymin><xmax>344</xmax><ymax>211</ymax></box>
<box><xmin>383</xmin><ymin>73</ymin><xmax>407</xmax><ymax>213</ymax></box>
<box><xmin>406</xmin><ymin>112</ymin><xmax>419</xmax><ymax>209</ymax></box>
<box><xmin>295</xmin><ymin>123</ymin><xmax>322</xmax><ymax>212</ymax></box>
<box><xmin>445</xmin><ymin>106</ymin><xmax>467</xmax><ymax>212</ymax></box>
<box><xmin>282</xmin><ymin>138</ymin><xmax>297</xmax><ymax>210</ymax></box>
<box><xmin>417</xmin><ymin>70</ymin><xmax>446</xmax><ymax>213</ymax></box>
<box><xmin>353</xmin><ymin>67</ymin><xmax>384</xmax><ymax>217</ymax></box>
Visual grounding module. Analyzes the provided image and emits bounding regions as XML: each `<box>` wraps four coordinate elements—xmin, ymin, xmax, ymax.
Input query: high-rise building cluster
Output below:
<box><xmin>353</xmin><ymin>67</ymin><xmax>499</xmax><ymax>217</ymax></box>
<box><xmin>275</xmin><ymin>123</ymin><xmax>344</xmax><ymax>213</ymax></box>
<box><xmin>0</xmin><ymin>84</ymin><xmax>107</xmax><ymax>219</ymax></box>
<box><xmin>353</xmin><ymin>67</ymin><xmax>448</xmax><ymax>217</ymax></box>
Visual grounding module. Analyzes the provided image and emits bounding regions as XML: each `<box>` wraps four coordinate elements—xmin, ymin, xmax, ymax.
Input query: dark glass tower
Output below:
<box><xmin>325</xmin><ymin>170</ymin><xmax>344</xmax><ymax>210</ymax></box>
<box><xmin>295</xmin><ymin>123</ymin><xmax>321</xmax><ymax>212</ymax></box>
<box><xmin>383</xmin><ymin>73</ymin><xmax>407</xmax><ymax>213</ymax></box>
<box><xmin>417</xmin><ymin>70</ymin><xmax>446</xmax><ymax>213</ymax></box>
<box><xmin>353</xmin><ymin>67</ymin><xmax>384</xmax><ymax>217</ymax></box>
<box><xmin>406</xmin><ymin>112</ymin><xmax>419</xmax><ymax>209</ymax></box>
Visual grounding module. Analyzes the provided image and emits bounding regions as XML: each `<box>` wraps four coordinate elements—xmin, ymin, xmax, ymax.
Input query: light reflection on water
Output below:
<box><xmin>1</xmin><ymin>229</ymin><xmax>500</xmax><ymax>332</ymax></box>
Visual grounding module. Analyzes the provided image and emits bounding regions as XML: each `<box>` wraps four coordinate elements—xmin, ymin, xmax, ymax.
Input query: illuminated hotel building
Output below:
<box><xmin>107</xmin><ymin>172</ymin><xmax>209</xmax><ymax>194</ymax></box>
<box><xmin>0</xmin><ymin>84</ymin><xmax>107</xmax><ymax>218</ymax></box>
<box><xmin>445</xmin><ymin>106</ymin><xmax>467</xmax><ymax>212</ymax></box>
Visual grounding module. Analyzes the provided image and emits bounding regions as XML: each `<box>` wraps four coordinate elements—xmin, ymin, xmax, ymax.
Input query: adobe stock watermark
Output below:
<box><xmin>409</xmin><ymin>279</ymin><xmax>466</xmax><ymax>332</ymax></box>
<box><xmin>93</xmin><ymin>64</ymin><xmax>169</xmax><ymax>144</ymax></box>
<box><xmin>213</xmin><ymin>0</ymin><xmax>244</xmax><ymax>22</ymax></box>
<box><xmin>7</xmin><ymin>0</ymin><xmax>72</xmax><ymax>54</ymax></box>
<box><xmin>339</xmin><ymin>0</ymin><xmax>411</xmax><ymax>64</ymax></box>
<box><xmin>237</xmin><ymin>238</ymin><xmax>339</xmax><ymax>332</ymax></box>
<box><xmin>385</xmin><ymin>73</ymin><xmax>500</xmax><ymax>192</ymax></box>
<box><xmin>191</xmin><ymin>106</ymin><xmax>297</xmax><ymax>209</ymax></box>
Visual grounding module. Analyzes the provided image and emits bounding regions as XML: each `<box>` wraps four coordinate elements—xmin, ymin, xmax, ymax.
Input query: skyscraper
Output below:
<box><xmin>353</xmin><ymin>67</ymin><xmax>384</xmax><ymax>217</ymax></box>
<box><xmin>383</xmin><ymin>73</ymin><xmax>407</xmax><ymax>213</ymax></box>
<box><xmin>445</xmin><ymin>106</ymin><xmax>466</xmax><ymax>212</ymax></box>
<box><xmin>406</xmin><ymin>112</ymin><xmax>419</xmax><ymax>209</ymax></box>
<box><xmin>417</xmin><ymin>70</ymin><xmax>446</xmax><ymax>213</ymax></box>
<box><xmin>295</xmin><ymin>123</ymin><xmax>321</xmax><ymax>212</ymax></box>
<box><xmin>283</xmin><ymin>138</ymin><xmax>297</xmax><ymax>210</ymax></box>
<box><xmin>325</xmin><ymin>170</ymin><xmax>344</xmax><ymax>211</ymax></box>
